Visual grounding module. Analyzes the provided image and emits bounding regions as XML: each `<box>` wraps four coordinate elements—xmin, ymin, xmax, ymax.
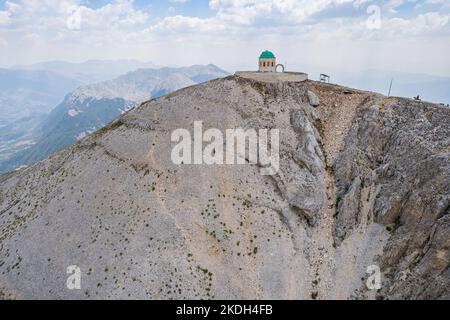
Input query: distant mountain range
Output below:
<box><xmin>13</xmin><ymin>59</ymin><xmax>160</xmax><ymax>84</ymax></box>
<box><xmin>0</xmin><ymin>64</ymin><xmax>229</xmax><ymax>173</ymax></box>
<box><xmin>0</xmin><ymin>60</ymin><xmax>161</xmax><ymax>167</ymax></box>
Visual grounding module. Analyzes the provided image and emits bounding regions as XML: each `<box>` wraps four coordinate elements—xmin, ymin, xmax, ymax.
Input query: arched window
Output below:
<box><xmin>263</xmin><ymin>62</ymin><xmax>266</xmax><ymax>67</ymax></box>
<box><xmin>272</xmin><ymin>62</ymin><xmax>274</xmax><ymax>67</ymax></box>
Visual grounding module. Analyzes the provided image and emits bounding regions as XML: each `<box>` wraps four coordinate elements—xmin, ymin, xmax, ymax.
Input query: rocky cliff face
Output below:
<box><xmin>331</xmin><ymin>95</ymin><xmax>450</xmax><ymax>299</ymax></box>
<box><xmin>0</xmin><ymin>75</ymin><xmax>448</xmax><ymax>299</ymax></box>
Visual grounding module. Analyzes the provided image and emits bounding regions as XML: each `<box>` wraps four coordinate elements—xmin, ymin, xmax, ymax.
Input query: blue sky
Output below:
<box><xmin>0</xmin><ymin>0</ymin><xmax>449</xmax><ymax>76</ymax></box>
<box><xmin>1</xmin><ymin>0</ymin><xmax>442</xmax><ymax>19</ymax></box>
<box><xmin>80</xmin><ymin>0</ymin><xmax>213</xmax><ymax>19</ymax></box>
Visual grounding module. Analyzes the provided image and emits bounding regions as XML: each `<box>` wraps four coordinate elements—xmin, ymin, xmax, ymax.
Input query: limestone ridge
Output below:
<box><xmin>0</xmin><ymin>75</ymin><xmax>448</xmax><ymax>299</ymax></box>
<box><xmin>332</xmin><ymin>96</ymin><xmax>450</xmax><ymax>299</ymax></box>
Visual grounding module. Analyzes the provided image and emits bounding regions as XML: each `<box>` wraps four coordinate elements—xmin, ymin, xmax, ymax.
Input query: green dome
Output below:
<box><xmin>259</xmin><ymin>50</ymin><xmax>275</xmax><ymax>59</ymax></box>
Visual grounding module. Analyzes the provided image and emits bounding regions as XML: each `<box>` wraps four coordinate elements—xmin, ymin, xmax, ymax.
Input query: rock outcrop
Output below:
<box><xmin>332</xmin><ymin>96</ymin><xmax>450</xmax><ymax>299</ymax></box>
<box><xmin>0</xmin><ymin>74</ymin><xmax>448</xmax><ymax>299</ymax></box>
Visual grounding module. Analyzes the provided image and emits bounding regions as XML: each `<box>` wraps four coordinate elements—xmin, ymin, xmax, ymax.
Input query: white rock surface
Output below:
<box><xmin>308</xmin><ymin>90</ymin><xmax>320</xmax><ymax>107</ymax></box>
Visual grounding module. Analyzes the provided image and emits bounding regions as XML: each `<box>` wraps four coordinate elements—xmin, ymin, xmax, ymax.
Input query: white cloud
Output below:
<box><xmin>0</xmin><ymin>11</ymin><xmax>12</xmax><ymax>25</ymax></box>
<box><xmin>0</xmin><ymin>0</ymin><xmax>148</xmax><ymax>31</ymax></box>
<box><xmin>416</xmin><ymin>0</ymin><xmax>450</xmax><ymax>8</ymax></box>
<box><xmin>149</xmin><ymin>0</ymin><xmax>449</xmax><ymax>41</ymax></box>
<box><xmin>0</xmin><ymin>0</ymin><xmax>449</xmax><ymax>76</ymax></box>
<box><xmin>150</xmin><ymin>15</ymin><xmax>226</xmax><ymax>33</ymax></box>
<box><xmin>75</xmin><ymin>0</ymin><xmax>149</xmax><ymax>29</ymax></box>
<box><xmin>380</xmin><ymin>12</ymin><xmax>449</xmax><ymax>37</ymax></box>
<box><xmin>208</xmin><ymin>0</ymin><xmax>363</xmax><ymax>25</ymax></box>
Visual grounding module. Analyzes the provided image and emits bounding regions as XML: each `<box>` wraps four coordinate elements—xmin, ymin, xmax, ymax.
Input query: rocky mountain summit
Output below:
<box><xmin>0</xmin><ymin>74</ymin><xmax>448</xmax><ymax>299</ymax></box>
